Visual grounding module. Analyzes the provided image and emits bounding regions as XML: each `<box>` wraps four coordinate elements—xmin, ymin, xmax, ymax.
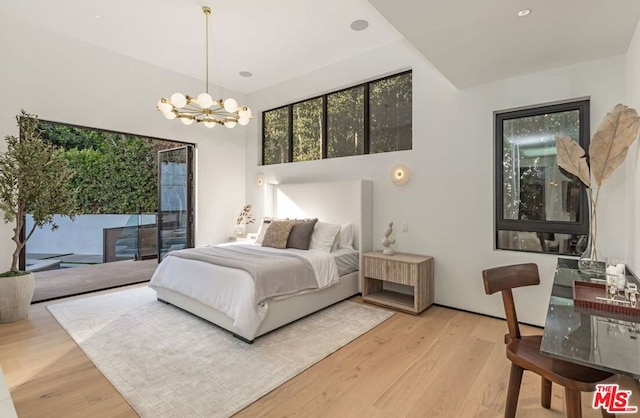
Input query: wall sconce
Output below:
<box><xmin>256</xmin><ymin>175</ymin><xmax>264</xmax><ymax>187</ymax></box>
<box><xmin>391</xmin><ymin>164</ymin><xmax>410</xmax><ymax>186</ymax></box>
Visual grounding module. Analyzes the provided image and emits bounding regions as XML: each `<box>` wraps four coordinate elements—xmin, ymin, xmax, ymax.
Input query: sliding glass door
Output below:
<box><xmin>157</xmin><ymin>146</ymin><xmax>194</xmax><ymax>260</ymax></box>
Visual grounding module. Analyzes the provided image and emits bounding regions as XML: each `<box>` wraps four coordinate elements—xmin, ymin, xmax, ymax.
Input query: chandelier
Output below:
<box><xmin>156</xmin><ymin>6</ymin><xmax>252</xmax><ymax>128</ymax></box>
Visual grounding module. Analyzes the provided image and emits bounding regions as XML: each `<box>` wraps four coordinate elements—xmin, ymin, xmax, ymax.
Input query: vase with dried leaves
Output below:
<box><xmin>556</xmin><ymin>104</ymin><xmax>640</xmax><ymax>276</ymax></box>
<box><xmin>234</xmin><ymin>204</ymin><xmax>254</xmax><ymax>238</ymax></box>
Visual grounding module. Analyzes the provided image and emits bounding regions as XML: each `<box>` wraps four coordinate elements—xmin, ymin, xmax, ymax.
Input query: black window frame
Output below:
<box><xmin>494</xmin><ymin>99</ymin><xmax>590</xmax><ymax>247</ymax></box>
<box><xmin>292</xmin><ymin>97</ymin><xmax>324</xmax><ymax>162</ymax></box>
<box><xmin>326</xmin><ymin>84</ymin><xmax>365</xmax><ymax>159</ymax></box>
<box><xmin>19</xmin><ymin>118</ymin><xmax>193</xmax><ymax>271</ymax></box>
<box><xmin>261</xmin><ymin>70</ymin><xmax>412</xmax><ymax>165</ymax></box>
<box><xmin>261</xmin><ymin>105</ymin><xmax>291</xmax><ymax>166</ymax></box>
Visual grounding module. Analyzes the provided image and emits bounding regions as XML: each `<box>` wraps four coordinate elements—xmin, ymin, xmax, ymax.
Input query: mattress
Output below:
<box><xmin>332</xmin><ymin>248</ymin><xmax>359</xmax><ymax>276</ymax></box>
<box><xmin>149</xmin><ymin>243</ymin><xmax>355</xmax><ymax>339</ymax></box>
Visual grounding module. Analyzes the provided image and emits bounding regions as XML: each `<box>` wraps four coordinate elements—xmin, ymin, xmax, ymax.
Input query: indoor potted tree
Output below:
<box><xmin>0</xmin><ymin>110</ymin><xmax>77</xmax><ymax>322</ymax></box>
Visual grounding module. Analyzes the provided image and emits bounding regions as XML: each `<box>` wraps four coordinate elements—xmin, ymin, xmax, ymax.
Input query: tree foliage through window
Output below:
<box><xmin>328</xmin><ymin>86</ymin><xmax>364</xmax><ymax>158</ymax></box>
<box><xmin>370</xmin><ymin>74</ymin><xmax>412</xmax><ymax>153</ymax></box>
<box><xmin>41</xmin><ymin>122</ymin><xmax>183</xmax><ymax>214</ymax></box>
<box><xmin>263</xmin><ymin>107</ymin><xmax>290</xmax><ymax>165</ymax></box>
<box><xmin>262</xmin><ymin>71</ymin><xmax>412</xmax><ymax>165</ymax></box>
<box><xmin>293</xmin><ymin>98</ymin><xmax>323</xmax><ymax>162</ymax></box>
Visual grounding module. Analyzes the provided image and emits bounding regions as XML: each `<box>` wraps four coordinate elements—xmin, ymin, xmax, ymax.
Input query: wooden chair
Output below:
<box><xmin>482</xmin><ymin>263</ymin><xmax>616</xmax><ymax>418</ymax></box>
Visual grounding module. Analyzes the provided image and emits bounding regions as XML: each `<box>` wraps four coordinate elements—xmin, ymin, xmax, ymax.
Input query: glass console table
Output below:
<box><xmin>541</xmin><ymin>258</ymin><xmax>640</xmax><ymax>379</ymax></box>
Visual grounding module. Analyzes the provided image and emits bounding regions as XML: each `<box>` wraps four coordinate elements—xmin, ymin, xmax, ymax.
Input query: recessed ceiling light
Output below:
<box><xmin>517</xmin><ymin>9</ymin><xmax>531</xmax><ymax>17</ymax></box>
<box><xmin>239</xmin><ymin>71</ymin><xmax>253</xmax><ymax>78</ymax></box>
<box><xmin>95</xmin><ymin>13</ymin><xmax>102</xmax><ymax>19</ymax></box>
<box><xmin>350</xmin><ymin>19</ymin><xmax>369</xmax><ymax>31</ymax></box>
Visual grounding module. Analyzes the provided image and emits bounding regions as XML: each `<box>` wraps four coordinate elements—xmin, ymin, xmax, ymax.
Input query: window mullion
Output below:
<box><xmin>364</xmin><ymin>82</ymin><xmax>370</xmax><ymax>155</ymax></box>
<box><xmin>322</xmin><ymin>95</ymin><xmax>328</xmax><ymax>159</ymax></box>
<box><xmin>288</xmin><ymin>105</ymin><xmax>293</xmax><ymax>163</ymax></box>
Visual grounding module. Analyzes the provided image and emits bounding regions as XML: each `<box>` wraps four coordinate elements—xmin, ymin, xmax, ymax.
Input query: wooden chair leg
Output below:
<box><xmin>505</xmin><ymin>364</ymin><xmax>524</xmax><ymax>418</ymax></box>
<box><xmin>565</xmin><ymin>388</ymin><xmax>582</xmax><ymax>418</ymax></box>
<box><xmin>541</xmin><ymin>377</ymin><xmax>552</xmax><ymax>408</ymax></box>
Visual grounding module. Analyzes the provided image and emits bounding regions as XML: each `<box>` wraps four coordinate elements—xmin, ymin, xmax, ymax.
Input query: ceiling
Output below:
<box><xmin>0</xmin><ymin>0</ymin><xmax>402</xmax><ymax>94</ymax></box>
<box><xmin>368</xmin><ymin>0</ymin><xmax>640</xmax><ymax>88</ymax></box>
<box><xmin>2</xmin><ymin>1</ymin><xmax>640</xmax><ymax>93</ymax></box>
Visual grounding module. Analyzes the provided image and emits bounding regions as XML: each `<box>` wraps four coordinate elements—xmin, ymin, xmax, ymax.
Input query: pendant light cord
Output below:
<box><xmin>203</xmin><ymin>6</ymin><xmax>211</xmax><ymax>95</ymax></box>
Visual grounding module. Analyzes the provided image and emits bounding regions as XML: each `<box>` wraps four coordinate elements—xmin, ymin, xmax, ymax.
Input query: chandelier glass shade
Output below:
<box><xmin>157</xmin><ymin>6</ymin><xmax>251</xmax><ymax>128</ymax></box>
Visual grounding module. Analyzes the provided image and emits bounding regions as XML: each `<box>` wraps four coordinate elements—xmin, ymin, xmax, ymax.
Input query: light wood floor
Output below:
<box><xmin>1</xmin><ymin>285</ymin><xmax>639</xmax><ymax>417</ymax></box>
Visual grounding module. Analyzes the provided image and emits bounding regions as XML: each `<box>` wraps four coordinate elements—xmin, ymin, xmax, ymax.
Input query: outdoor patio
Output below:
<box><xmin>32</xmin><ymin>258</ymin><xmax>157</xmax><ymax>303</ymax></box>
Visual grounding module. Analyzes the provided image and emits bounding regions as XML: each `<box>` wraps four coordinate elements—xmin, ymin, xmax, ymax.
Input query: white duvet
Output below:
<box><xmin>149</xmin><ymin>242</ymin><xmax>340</xmax><ymax>338</ymax></box>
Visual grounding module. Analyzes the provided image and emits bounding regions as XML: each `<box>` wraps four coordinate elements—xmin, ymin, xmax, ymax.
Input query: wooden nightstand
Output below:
<box><xmin>362</xmin><ymin>251</ymin><xmax>434</xmax><ymax>314</ymax></box>
<box><xmin>227</xmin><ymin>235</ymin><xmax>256</xmax><ymax>243</ymax></box>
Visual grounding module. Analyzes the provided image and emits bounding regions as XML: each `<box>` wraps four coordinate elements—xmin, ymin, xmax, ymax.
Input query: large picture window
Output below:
<box><xmin>262</xmin><ymin>71</ymin><xmax>412</xmax><ymax>165</ymax></box>
<box><xmin>495</xmin><ymin>99</ymin><xmax>590</xmax><ymax>255</ymax></box>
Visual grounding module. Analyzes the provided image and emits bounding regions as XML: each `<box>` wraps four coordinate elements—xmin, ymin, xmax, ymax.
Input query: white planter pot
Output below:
<box><xmin>0</xmin><ymin>272</ymin><xmax>35</xmax><ymax>323</ymax></box>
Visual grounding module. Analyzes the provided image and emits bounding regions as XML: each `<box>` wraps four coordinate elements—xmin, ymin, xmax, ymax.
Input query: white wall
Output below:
<box><xmin>245</xmin><ymin>39</ymin><xmax>627</xmax><ymax>326</ymax></box>
<box><xmin>626</xmin><ymin>19</ymin><xmax>640</xmax><ymax>274</ymax></box>
<box><xmin>0</xmin><ymin>14</ymin><xmax>248</xmax><ymax>270</ymax></box>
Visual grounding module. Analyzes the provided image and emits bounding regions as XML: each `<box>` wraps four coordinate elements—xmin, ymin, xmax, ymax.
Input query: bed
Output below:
<box><xmin>149</xmin><ymin>180</ymin><xmax>373</xmax><ymax>343</ymax></box>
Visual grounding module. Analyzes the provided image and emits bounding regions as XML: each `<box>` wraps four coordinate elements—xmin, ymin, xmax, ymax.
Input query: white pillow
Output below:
<box><xmin>337</xmin><ymin>223</ymin><xmax>355</xmax><ymax>249</ymax></box>
<box><xmin>309</xmin><ymin>221</ymin><xmax>341</xmax><ymax>253</ymax></box>
<box><xmin>255</xmin><ymin>217</ymin><xmax>275</xmax><ymax>244</ymax></box>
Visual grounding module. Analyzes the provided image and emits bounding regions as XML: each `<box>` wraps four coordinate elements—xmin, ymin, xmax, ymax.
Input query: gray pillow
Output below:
<box><xmin>287</xmin><ymin>218</ymin><xmax>318</xmax><ymax>250</ymax></box>
<box><xmin>261</xmin><ymin>220</ymin><xmax>296</xmax><ymax>249</ymax></box>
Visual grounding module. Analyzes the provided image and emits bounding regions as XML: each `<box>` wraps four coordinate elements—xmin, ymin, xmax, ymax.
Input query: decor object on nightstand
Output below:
<box><xmin>0</xmin><ymin>110</ymin><xmax>78</xmax><ymax>322</ymax></box>
<box><xmin>556</xmin><ymin>104</ymin><xmax>640</xmax><ymax>276</ymax></box>
<box><xmin>380</xmin><ymin>222</ymin><xmax>395</xmax><ymax>255</ymax></box>
<box><xmin>235</xmin><ymin>204</ymin><xmax>255</xmax><ymax>238</ymax></box>
<box><xmin>391</xmin><ymin>164</ymin><xmax>410</xmax><ymax>186</ymax></box>
<box><xmin>362</xmin><ymin>251</ymin><xmax>434</xmax><ymax>314</ymax></box>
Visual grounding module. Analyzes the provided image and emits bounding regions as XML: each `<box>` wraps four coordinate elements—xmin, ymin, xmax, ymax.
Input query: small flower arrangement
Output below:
<box><xmin>236</xmin><ymin>204</ymin><xmax>255</xmax><ymax>225</ymax></box>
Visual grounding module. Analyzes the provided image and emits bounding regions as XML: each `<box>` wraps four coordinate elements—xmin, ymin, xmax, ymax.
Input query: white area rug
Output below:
<box><xmin>48</xmin><ymin>287</ymin><xmax>393</xmax><ymax>417</ymax></box>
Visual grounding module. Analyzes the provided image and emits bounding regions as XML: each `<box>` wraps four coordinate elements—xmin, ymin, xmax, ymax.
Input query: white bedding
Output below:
<box><xmin>332</xmin><ymin>248</ymin><xmax>359</xmax><ymax>276</ymax></box>
<box><xmin>149</xmin><ymin>243</ymin><xmax>341</xmax><ymax>338</ymax></box>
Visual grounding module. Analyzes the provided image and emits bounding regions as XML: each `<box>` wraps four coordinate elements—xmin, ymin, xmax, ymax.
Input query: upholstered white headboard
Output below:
<box><xmin>264</xmin><ymin>180</ymin><xmax>373</xmax><ymax>254</ymax></box>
